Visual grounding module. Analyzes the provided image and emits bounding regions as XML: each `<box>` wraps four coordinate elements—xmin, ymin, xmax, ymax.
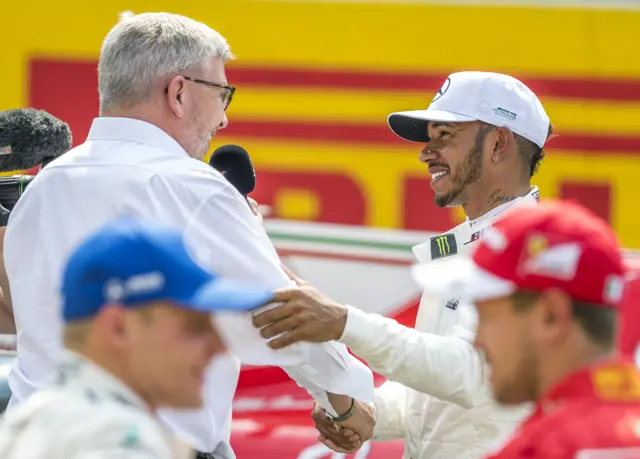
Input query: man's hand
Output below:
<box><xmin>311</xmin><ymin>401</ymin><xmax>376</xmax><ymax>453</ymax></box>
<box><xmin>252</xmin><ymin>268</ymin><xmax>349</xmax><ymax>349</ymax></box>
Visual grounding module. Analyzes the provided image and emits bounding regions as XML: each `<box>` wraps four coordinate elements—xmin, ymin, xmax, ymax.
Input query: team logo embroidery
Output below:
<box><xmin>445</xmin><ymin>297</ymin><xmax>460</xmax><ymax>311</ymax></box>
<box><xmin>592</xmin><ymin>364</ymin><xmax>640</xmax><ymax>402</ymax></box>
<box><xmin>430</xmin><ymin>233</ymin><xmax>457</xmax><ymax>259</ymax></box>
<box><xmin>464</xmin><ymin>229</ymin><xmax>486</xmax><ymax>245</ymax></box>
<box><xmin>526</xmin><ymin>234</ymin><xmax>548</xmax><ymax>256</ymax></box>
<box><xmin>492</xmin><ymin>107</ymin><xmax>517</xmax><ymax>121</ymax></box>
<box><xmin>432</xmin><ymin>78</ymin><xmax>451</xmax><ymax>102</ymax></box>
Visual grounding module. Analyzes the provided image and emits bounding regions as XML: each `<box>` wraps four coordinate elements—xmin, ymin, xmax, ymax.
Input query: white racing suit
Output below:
<box><xmin>338</xmin><ymin>187</ymin><xmax>540</xmax><ymax>459</ymax></box>
<box><xmin>0</xmin><ymin>352</ymin><xmax>193</xmax><ymax>459</ymax></box>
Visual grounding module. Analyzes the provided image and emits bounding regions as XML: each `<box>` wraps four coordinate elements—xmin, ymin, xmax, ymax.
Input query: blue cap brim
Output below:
<box><xmin>183</xmin><ymin>278</ymin><xmax>274</xmax><ymax>313</ymax></box>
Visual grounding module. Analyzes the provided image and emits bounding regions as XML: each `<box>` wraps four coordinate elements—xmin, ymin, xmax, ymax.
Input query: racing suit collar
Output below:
<box><xmin>528</xmin><ymin>357</ymin><xmax>639</xmax><ymax>422</ymax></box>
<box><xmin>413</xmin><ymin>186</ymin><xmax>540</xmax><ymax>262</ymax></box>
<box><xmin>466</xmin><ymin>186</ymin><xmax>540</xmax><ymax>229</ymax></box>
<box><xmin>57</xmin><ymin>350</ymin><xmax>150</xmax><ymax>412</ymax></box>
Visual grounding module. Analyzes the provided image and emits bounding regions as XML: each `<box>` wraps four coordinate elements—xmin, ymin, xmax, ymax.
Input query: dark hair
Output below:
<box><xmin>514</xmin><ymin>123</ymin><xmax>555</xmax><ymax>178</ymax></box>
<box><xmin>511</xmin><ymin>290</ymin><xmax>617</xmax><ymax>347</ymax></box>
<box><xmin>477</xmin><ymin>122</ymin><xmax>554</xmax><ymax>178</ymax></box>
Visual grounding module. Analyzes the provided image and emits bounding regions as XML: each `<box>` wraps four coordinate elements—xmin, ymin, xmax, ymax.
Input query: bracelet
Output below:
<box><xmin>328</xmin><ymin>398</ymin><xmax>356</xmax><ymax>422</ymax></box>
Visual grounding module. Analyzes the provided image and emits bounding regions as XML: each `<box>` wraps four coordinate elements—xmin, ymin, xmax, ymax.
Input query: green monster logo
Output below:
<box><xmin>435</xmin><ymin>235</ymin><xmax>451</xmax><ymax>257</ymax></box>
<box><xmin>430</xmin><ymin>233</ymin><xmax>457</xmax><ymax>259</ymax></box>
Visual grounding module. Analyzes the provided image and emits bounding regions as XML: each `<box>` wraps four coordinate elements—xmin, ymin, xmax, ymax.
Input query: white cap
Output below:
<box><xmin>388</xmin><ymin>71</ymin><xmax>551</xmax><ymax>148</ymax></box>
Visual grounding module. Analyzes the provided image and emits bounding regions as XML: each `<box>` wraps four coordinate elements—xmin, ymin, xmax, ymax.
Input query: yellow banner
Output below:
<box><xmin>2</xmin><ymin>1</ymin><xmax>640</xmax><ymax>246</ymax></box>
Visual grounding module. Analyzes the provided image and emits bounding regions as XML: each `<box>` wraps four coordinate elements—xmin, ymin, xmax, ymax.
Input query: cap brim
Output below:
<box><xmin>387</xmin><ymin>110</ymin><xmax>477</xmax><ymax>143</ymax></box>
<box><xmin>184</xmin><ymin>278</ymin><xmax>274</xmax><ymax>313</ymax></box>
<box><xmin>411</xmin><ymin>257</ymin><xmax>516</xmax><ymax>303</ymax></box>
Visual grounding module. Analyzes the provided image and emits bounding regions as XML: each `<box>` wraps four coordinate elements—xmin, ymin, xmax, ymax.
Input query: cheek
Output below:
<box><xmin>478</xmin><ymin>317</ymin><xmax>518</xmax><ymax>359</ymax></box>
<box><xmin>127</xmin><ymin>325</ymin><xmax>159</xmax><ymax>355</ymax></box>
<box><xmin>438</xmin><ymin>145</ymin><xmax>456</xmax><ymax>163</ymax></box>
<box><xmin>210</xmin><ymin>328</ymin><xmax>226</xmax><ymax>358</ymax></box>
<box><xmin>498</xmin><ymin>321</ymin><xmax>530</xmax><ymax>368</ymax></box>
<box><xmin>166</xmin><ymin>332</ymin><xmax>216</xmax><ymax>367</ymax></box>
<box><xmin>439</xmin><ymin>147</ymin><xmax>464</xmax><ymax>172</ymax></box>
<box><xmin>124</xmin><ymin>329</ymin><xmax>166</xmax><ymax>386</ymax></box>
<box><xmin>131</xmin><ymin>322</ymin><xmax>183</xmax><ymax>363</ymax></box>
<box><xmin>209</xmin><ymin>103</ymin><xmax>226</xmax><ymax>125</ymax></box>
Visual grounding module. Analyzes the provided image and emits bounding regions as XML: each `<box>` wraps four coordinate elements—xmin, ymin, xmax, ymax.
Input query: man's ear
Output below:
<box><xmin>536</xmin><ymin>288</ymin><xmax>574</xmax><ymax>343</ymax></box>
<box><xmin>95</xmin><ymin>304</ymin><xmax>130</xmax><ymax>347</ymax></box>
<box><xmin>165</xmin><ymin>75</ymin><xmax>186</xmax><ymax>118</ymax></box>
<box><xmin>491</xmin><ymin>127</ymin><xmax>515</xmax><ymax>163</ymax></box>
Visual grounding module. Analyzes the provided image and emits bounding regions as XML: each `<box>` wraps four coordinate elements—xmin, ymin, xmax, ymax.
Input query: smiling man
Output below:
<box><xmin>252</xmin><ymin>71</ymin><xmax>555</xmax><ymax>458</ymax></box>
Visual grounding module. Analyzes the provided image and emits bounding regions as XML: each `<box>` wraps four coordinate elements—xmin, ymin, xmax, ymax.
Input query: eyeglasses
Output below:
<box><xmin>182</xmin><ymin>76</ymin><xmax>236</xmax><ymax>110</ymax></box>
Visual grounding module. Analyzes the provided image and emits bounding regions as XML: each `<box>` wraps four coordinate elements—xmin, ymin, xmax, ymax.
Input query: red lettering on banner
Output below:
<box><xmin>560</xmin><ymin>182</ymin><xmax>612</xmax><ymax>223</ymax></box>
<box><xmin>402</xmin><ymin>176</ymin><xmax>458</xmax><ymax>232</ymax></box>
<box><xmin>253</xmin><ymin>170</ymin><xmax>366</xmax><ymax>225</ymax></box>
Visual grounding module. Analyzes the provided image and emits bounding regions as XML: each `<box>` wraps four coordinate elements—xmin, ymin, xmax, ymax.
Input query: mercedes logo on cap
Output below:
<box><xmin>432</xmin><ymin>78</ymin><xmax>451</xmax><ymax>102</ymax></box>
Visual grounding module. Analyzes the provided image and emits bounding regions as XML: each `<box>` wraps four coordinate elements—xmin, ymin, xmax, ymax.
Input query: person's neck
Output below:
<box><xmin>101</xmin><ymin>105</ymin><xmax>188</xmax><ymax>157</ymax></box>
<box><xmin>462</xmin><ymin>182</ymin><xmax>532</xmax><ymax>220</ymax></box>
<box><xmin>76</xmin><ymin>347</ymin><xmax>156</xmax><ymax>412</ymax></box>
<box><xmin>101</xmin><ymin>105</ymin><xmax>166</xmax><ymax>132</ymax></box>
<box><xmin>536</xmin><ymin>344</ymin><xmax>614</xmax><ymax>400</ymax></box>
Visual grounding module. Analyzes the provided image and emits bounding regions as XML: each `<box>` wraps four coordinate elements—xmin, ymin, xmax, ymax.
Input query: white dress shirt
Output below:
<box><xmin>3</xmin><ymin>117</ymin><xmax>373</xmax><ymax>454</ymax></box>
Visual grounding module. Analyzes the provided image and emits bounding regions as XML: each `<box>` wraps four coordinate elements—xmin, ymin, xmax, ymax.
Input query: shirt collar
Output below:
<box><xmin>528</xmin><ymin>357</ymin><xmax>640</xmax><ymax>423</ymax></box>
<box><xmin>57</xmin><ymin>350</ymin><xmax>150</xmax><ymax>412</ymax></box>
<box><xmin>413</xmin><ymin>186</ymin><xmax>540</xmax><ymax>262</ymax></box>
<box><xmin>86</xmin><ymin>117</ymin><xmax>189</xmax><ymax>158</ymax></box>
<box><xmin>467</xmin><ymin>186</ymin><xmax>540</xmax><ymax>228</ymax></box>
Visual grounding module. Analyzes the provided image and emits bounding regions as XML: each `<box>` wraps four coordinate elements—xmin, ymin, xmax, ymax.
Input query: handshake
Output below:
<box><xmin>311</xmin><ymin>398</ymin><xmax>377</xmax><ymax>453</ymax></box>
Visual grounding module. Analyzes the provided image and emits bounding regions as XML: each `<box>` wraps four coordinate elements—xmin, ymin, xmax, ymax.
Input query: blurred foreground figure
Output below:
<box><xmin>413</xmin><ymin>201</ymin><xmax>640</xmax><ymax>459</ymax></box>
<box><xmin>0</xmin><ymin>217</ymin><xmax>273</xmax><ymax>459</ymax></box>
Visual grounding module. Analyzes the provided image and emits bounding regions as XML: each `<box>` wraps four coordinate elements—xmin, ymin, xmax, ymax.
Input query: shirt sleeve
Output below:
<box><xmin>339</xmin><ymin>305</ymin><xmax>488</xmax><ymax>409</ymax></box>
<box><xmin>371</xmin><ymin>381</ymin><xmax>407</xmax><ymax>441</ymax></box>
<box><xmin>173</xmin><ymin>180</ymin><xmax>374</xmax><ymax>408</ymax></box>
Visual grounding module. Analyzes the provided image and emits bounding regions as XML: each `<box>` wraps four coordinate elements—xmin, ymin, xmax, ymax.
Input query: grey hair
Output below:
<box><xmin>98</xmin><ymin>11</ymin><xmax>234</xmax><ymax>112</ymax></box>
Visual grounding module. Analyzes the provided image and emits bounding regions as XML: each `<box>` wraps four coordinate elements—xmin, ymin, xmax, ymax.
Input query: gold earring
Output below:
<box><xmin>493</xmin><ymin>155</ymin><xmax>499</xmax><ymax>163</ymax></box>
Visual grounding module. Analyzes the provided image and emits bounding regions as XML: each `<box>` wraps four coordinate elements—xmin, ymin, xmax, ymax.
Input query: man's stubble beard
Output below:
<box><xmin>494</xmin><ymin>341</ymin><xmax>540</xmax><ymax>406</ymax></box>
<box><xmin>434</xmin><ymin>128</ymin><xmax>489</xmax><ymax>208</ymax></box>
<box><xmin>188</xmin><ymin>107</ymin><xmax>213</xmax><ymax>160</ymax></box>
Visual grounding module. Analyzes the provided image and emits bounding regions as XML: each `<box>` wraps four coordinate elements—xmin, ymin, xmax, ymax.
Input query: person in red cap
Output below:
<box><xmin>619</xmin><ymin>261</ymin><xmax>640</xmax><ymax>366</ymax></box>
<box><xmin>412</xmin><ymin>199</ymin><xmax>640</xmax><ymax>458</ymax></box>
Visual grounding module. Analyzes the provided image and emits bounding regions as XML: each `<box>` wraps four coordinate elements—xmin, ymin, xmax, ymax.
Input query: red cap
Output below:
<box><xmin>618</xmin><ymin>260</ymin><xmax>640</xmax><ymax>356</ymax></box>
<box><xmin>412</xmin><ymin>200</ymin><xmax>626</xmax><ymax>307</ymax></box>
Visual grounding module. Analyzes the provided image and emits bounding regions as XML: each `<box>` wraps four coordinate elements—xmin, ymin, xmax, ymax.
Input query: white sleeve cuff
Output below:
<box><xmin>339</xmin><ymin>305</ymin><xmax>375</xmax><ymax>349</ymax></box>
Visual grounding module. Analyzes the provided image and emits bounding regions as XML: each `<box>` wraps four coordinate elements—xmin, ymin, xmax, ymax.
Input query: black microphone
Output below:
<box><xmin>209</xmin><ymin>144</ymin><xmax>256</xmax><ymax>197</ymax></box>
<box><xmin>0</xmin><ymin>108</ymin><xmax>72</xmax><ymax>225</ymax></box>
<box><xmin>0</xmin><ymin>108</ymin><xmax>72</xmax><ymax>172</ymax></box>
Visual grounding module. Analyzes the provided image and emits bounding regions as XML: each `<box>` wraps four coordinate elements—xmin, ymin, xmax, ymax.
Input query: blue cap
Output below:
<box><xmin>61</xmin><ymin>217</ymin><xmax>274</xmax><ymax>321</ymax></box>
